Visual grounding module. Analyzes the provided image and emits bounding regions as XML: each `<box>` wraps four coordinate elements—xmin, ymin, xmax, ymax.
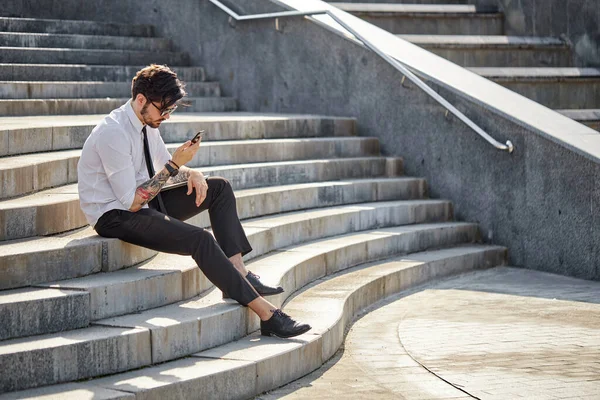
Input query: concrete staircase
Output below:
<box><xmin>331</xmin><ymin>2</ymin><xmax>600</xmax><ymax>131</ymax></box>
<box><xmin>0</xmin><ymin>13</ymin><xmax>507</xmax><ymax>399</ymax></box>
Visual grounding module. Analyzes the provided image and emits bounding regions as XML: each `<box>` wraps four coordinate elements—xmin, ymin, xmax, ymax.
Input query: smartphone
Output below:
<box><xmin>191</xmin><ymin>130</ymin><xmax>205</xmax><ymax>144</ymax></box>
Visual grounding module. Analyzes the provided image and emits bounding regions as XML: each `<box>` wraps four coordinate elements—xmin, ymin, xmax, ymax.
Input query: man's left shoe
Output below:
<box><xmin>246</xmin><ymin>271</ymin><xmax>284</xmax><ymax>296</ymax></box>
<box><xmin>261</xmin><ymin>309</ymin><xmax>312</xmax><ymax>338</ymax></box>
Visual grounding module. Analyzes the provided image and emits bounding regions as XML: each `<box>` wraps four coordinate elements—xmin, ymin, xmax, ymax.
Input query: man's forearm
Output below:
<box><xmin>129</xmin><ymin>167</ymin><xmax>171</xmax><ymax>212</ymax></box>
<box><xmin>166</xmin><ymin>165</ymin><xmax>193</xmax><ymax>185</ymax></box>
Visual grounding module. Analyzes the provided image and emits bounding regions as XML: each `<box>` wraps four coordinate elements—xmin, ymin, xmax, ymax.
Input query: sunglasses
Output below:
<box><xmin>149</xmin><ymin>100</ymin><xmax>178</xmax><ymax>117</ymax></box>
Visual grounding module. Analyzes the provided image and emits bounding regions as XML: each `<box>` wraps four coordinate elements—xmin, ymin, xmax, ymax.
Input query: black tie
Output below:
<box><xmin>142</xmin><ymin>126</ymin><xmax>167</xmax><ymax>214</ymax></box>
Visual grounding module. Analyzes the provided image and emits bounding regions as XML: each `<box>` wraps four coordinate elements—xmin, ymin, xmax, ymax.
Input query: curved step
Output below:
<box><xmin>0</xmin><ymin>63</ymin><xmax>206</xmax><ymax>82</ymax></box>
<box><xmin>0</xmin><ymin>47</ymin><xmax>189</xmax><ymax>66</ymax></box>
<box><xmin>0</xmin><ymin>81</ymin><xmax>220</xmax><ymax>99</ymax></box>
<box><xmin>0</xmin><ymin>96</ymin><xmax>237</xmax><ymax>117</ymax></box>
<box><xmin>0</xmin><ymin>17</ymin><xmax>154</xmax><ymax>37</ymax></box>
<box><xmin>0</xmin><ymin>113</ymin><xmax>355</xmax><ymax>157</ymax></box>
<box><xmin>0</xmin><ymin>227</ymin><xmax>492</xmax><ymax>394</ymax></box>
<box><xmin>398</xmin><ymin>34</ymin><xmax>571</xmax><ymax>68</ymax></box>
<box><xmin>0</xmin><ymin>32</ymin><xmax>172</xmax><ymax>51</ymax></box>
<box><xmin>32</xmin><ymin>199</ymin><xmax>452</xmax><ymax>321</ymax></box>
<box><xmin>0</xmin><ymin>176</ymin><xmax>413</xmax><ymax>290</ymax></box>
<box><xmin>2</xmin><ymin>245</ymin><xmax>505</xmax><ymax>398</ymax></box>
<box><xmin>96</xmin><ymin>223</ymin><xmax>480</xmax><ymax>363</ymax></box>
<box><xmin>0</xmin><ymin>150</ymin><xmax>394</xmax><ymax>200</ymax></box>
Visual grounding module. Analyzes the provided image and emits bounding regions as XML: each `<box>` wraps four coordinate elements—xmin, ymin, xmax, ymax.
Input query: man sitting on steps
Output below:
<box><xmin>77</xmin><ymin>64</ymin><xmax>311</xmax><ymax>339</ymax></box>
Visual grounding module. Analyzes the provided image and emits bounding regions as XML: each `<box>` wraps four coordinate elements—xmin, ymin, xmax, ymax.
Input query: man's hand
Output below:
<box><xmin>187</xmin><ymin>170</ymin><xmax>208</xmax><ymax>207</ymax></box>
<box><xmin>172</xmin><ymin>138</ymin><xmax>201</xmax><ymax>167</ymax></box>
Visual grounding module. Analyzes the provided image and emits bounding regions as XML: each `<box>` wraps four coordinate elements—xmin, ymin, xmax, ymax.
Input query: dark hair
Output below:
<box><xmin>131</xmin><ymin>64</ymin><xmax>186</xmax><ymax>108</ymax></box>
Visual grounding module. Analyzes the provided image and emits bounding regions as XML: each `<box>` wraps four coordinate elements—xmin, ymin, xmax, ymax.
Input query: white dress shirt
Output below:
<box><xmin>78</xmin><ymin>100</ymin><xmax>172</xmax><ymax>227</ymax></box>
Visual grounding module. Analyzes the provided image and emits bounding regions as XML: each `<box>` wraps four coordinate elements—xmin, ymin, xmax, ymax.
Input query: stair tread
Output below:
<box><xmin>556</xmin><ymin>109</ymin><xmax>600</xmax><ymax>120</ymax></box>
<box><xmin>397</xmin><ymin>34</ymin><xmax>567</xmax><ymax>47</ymax></box>
<box><xmin>86</xmin><ymin>245</ymin><xmax>503</xmax><ymax>398</ymax></box>
<box><xmin>0</xmin><ymin>286</ymin><xmax>85</xmax><ymax>304</ymax></box>
<box><xmin>0</xmin><ymin>112</ymin><xmax>355</xmax><ymax>131</ymax></box>
<box><xmin>96</xmin><ymin>222</ymin><xmax>477</xmax><ymax>328</ymax></box>
<box><xmin>469</xmin><ymin>67</ymin><xmax>600</xmax><ymax>78</ymax></box>
<box><xmin>330</xmin><ymin>3</ymin><xmax>478</xmax><ymax>13</ymax></box>
<box><xmin>0</xmin><ymin>197</ymin><xmax>436</xmax><ymax>256</ymax></box>
<box><xmin>0</xmin><ymin>136</ymin><xmax>376</xmax><ymax>172</ymax></box>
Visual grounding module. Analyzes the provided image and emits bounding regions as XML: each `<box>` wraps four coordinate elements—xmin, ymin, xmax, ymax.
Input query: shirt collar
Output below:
<box><xmin>125</xmin><ymin>99</ymin><xmax>145</xmax><ymax>135</ymax></box>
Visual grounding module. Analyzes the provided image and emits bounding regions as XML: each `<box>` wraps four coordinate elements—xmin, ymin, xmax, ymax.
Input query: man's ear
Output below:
<box><xmin>135</xmin><ymin>93</ymin><xmax>147</xmax><ymax>107</ymax></box>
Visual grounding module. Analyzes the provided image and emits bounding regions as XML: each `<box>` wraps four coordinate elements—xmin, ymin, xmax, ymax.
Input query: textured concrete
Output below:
<box><xmin>0</xmin><ymin>32</ymin><xmax>172</xmax><ymax>51</ymax></box>
<box><xmin>0</xmin><ymin>81</ymin><xmax>220</xmax><ymax>100</ymax></box>
<box><xmin>0</xmin><ymin>383</ymin><xmax>133</xmax><ymax>400</ymax></box>
<box><xmin>398</xmin><ymin>35</ymin><xmax>572</xmax><ymax>68</ymax></box>
<box><xmin>94</xmin><ymin>222</ymin><xmax>478</xmax><ymax>364</ymax></box>
<box><xmin>0</xmin><ymin>97</ymin><xmax>237</xmax><ymax>117</ymax></box>
<box><xmin>0</xmin><ymin>287</ymin><xmax>89</xmax><ymax>340</ymax></box>
<box><xmin>0</xmin><ymin>227</ymin><xmax>156</xmax><ymax>290</ymax></box>
<box><xmin>0</xmin><ymin>176</ymin><xmax>422</xmax><ymax>240</ymax></box>
<box><xmin>0</xmin><ymin>47</ymin><xmax>189</xmax><ymax>66</ymax></box>
<box><xmin>0</xmin><ymin>113</ymin><xmax>355</xmax><ymax>156</ymax></box>
<box><xmin>0</xmin><ymin>16</ymin><xmax>154</xmax><ymax>37</ymax></box>
<box><xmin>0</xmin><ymin>326</ymin><xmax>151</xmax><ymax>393</ymax></box>
<box><xmin>41</xmin><ymin>253</ymin><xmax>199</xmax><ymax>320</ymax></box>
<box><xmin>241</xmin><ymin>199</ymin><xmax>453</xmax><ymax>260</ymax></box>
<box><xmin>481</xmin><ymin>0</ymin><xmax>600</xmax><ymax>67</ymax></box>
<box><xmin>0</xmin><ymin>64</ymin><xmax>206</xmax><ymax>82</ymax></box>
<box><xmin>473</xmin><ymin>67</ymin><xmax>600</xmax><ymax>109</ymax></box>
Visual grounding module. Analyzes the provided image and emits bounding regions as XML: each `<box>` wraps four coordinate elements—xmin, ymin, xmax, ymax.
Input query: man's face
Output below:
<box><xmin>140</xmin><ymin>99</ymin><xmax>174</xmax><ymax>129</ymax></box>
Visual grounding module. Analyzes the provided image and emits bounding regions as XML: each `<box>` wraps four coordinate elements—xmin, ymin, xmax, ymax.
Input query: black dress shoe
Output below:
<box><xmin>246</xmin><ymin>271</ymin><xmax>284</xmax><ymax>296</ymax></box>
<box><xmin>261</xmin><ymin>309</ymin><xmax>312</xmax><ymax>338</ymax></box>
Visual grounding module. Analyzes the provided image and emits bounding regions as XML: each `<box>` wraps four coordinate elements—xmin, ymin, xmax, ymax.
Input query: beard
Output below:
<box><xmin>140</xmin><ymin>103</ymin><xmax>165</xmax><ymax>129</ymax></box>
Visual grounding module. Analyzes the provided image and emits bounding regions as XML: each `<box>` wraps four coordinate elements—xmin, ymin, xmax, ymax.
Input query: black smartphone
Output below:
<box><xmin>191</xmin><ymin>130</ymin><xmax>205</xmax><ymax>144</ymax></box>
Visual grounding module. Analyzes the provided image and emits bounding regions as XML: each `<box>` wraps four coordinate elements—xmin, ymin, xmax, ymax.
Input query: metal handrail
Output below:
<box><xmin>208</xmin><ymin>0</ymin><xmax>514</xmax><ymax>153</ymax></box>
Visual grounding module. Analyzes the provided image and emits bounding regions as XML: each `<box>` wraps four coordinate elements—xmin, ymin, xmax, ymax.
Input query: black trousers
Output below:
<box><xmin>95</xmin><ymin>177</ymin><xmax>259</xmax><ymax>306</ymax></box>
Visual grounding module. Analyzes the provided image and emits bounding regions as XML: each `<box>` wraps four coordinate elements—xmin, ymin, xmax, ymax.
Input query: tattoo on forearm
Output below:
<box><xmin>166</xmin><ymin>168</ymin><xmax>191</xmax><ymax>185</ymax></box>
<box><xmin>135</xmin><ymin>169</ymin><xmax>171</xmax><ymax>206</ymax></box>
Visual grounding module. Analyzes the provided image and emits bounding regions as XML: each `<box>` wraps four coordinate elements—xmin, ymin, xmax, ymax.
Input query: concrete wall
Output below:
<box><xmin>3</xmin><ymin>0</ymin><xmax>600</xmax><ymax>280</ymax></box>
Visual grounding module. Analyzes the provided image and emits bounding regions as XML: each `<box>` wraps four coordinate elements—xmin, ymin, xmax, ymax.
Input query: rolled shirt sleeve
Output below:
<box><xmin>95</xmin><ymin>128</ymin><xmax>137</xmax><ymax>210</ymax></box>
<box><xmin>153</xmin><ymin>132</ymin><xmax>173</xmax><ymax>171</ymax></box>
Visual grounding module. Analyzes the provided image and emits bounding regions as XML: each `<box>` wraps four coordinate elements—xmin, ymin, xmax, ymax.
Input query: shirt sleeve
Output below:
<box><xmin>95</xmin><ymin>128</ymin><xmax>137</xmax><ymax>209</ymax></box>
<box><xmin>153</xmin><ymin>132</ymin><xmax>173</xmax><ymax>171</ymax></box>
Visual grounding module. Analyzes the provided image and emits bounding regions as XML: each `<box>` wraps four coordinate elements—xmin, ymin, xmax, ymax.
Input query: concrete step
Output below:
<box><xmin>0</xmin><ymin>32</ymin><xmax>172</xmax><ymax>51</ymax></box>
<box><xmin>0</xmin><ymin>145</ymin><xmax>395</xmax><ymax>200</ymax></box>
<box><xmin>0</xmin><ymin>47</ymin><xmax>189</xmax><ymax>66</ymax></box>
<box><xmin>0</xmin><ymin>325</ymin><xmax>151</xmax><ymax>395</ymax></box>
<box><xmin>399</xmin><ymin>35</ymin><xmax>572</xmax><ymax>67</ymax></box>
<box><xmin>557</xmin><ymin>109</ymin><xmax>600</xmax><ymax>131</ymax></box>
<box><xmin>0</xmin><ymin>96</ymin><xmax>237</xmax><ymax>116</ymax></box>
<box><xmin>95</xmin><ymin>223</ymin><xmax>480</xmax><ymax>364</ymax></box>
<box><xmin>0</xmin><ymin>200</ymin><xmax>454</xmax><ymax>351</ymax></box>
<box><xmin>0</xmin><ymin>287</ymin><xmax>89</xmax><ymax>341</ymax></box>
<box><xmin>0</xmin><ymin>16</ymin><xmax>154</xmax><ymax>37</ymax></box>
<box><xmin>330</xmin><ymin>3</ymin><xmax>503</xmax><ymax>35</ymax></box>
<box><xmin>6</xmin><ymin>245</ymin><xmax>505</xmax><ymax>399</ymax></box>
<box><xmin>0</xmin><ymin>174</ymin><xmax>423</xmax><ymax>241</ymax></box>
<box><xmin>0</xmin><ymin>136</ymin><xmax>377</xmax><ymax>201</ymax></box>
<box><xmin>0</xmin><ymin>113</ymin><xmax>356</xmax><ymax>157</ymax></box>
<box><xmin>0</xmin><ymin>63</ymin><xmax>205</xmax><ymax>82</ymax></box>
<box><xmin>0</xmin><ymin>175</ymin><xmax>410</xmax><ymax>290</ymax></box>
<box><xmin>472</xmin><ymin>67</ymin><xmax>600</xmax><ymax>109</ymax></box>
<box><xmin>0</xmin><ymin>81</ymin><xmax>220</xmax><ymax>99</ymax></box>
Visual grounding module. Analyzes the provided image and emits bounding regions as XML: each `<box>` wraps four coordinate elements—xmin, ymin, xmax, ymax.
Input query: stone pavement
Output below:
<box><xmin>257</xmin><ymin>267</ymin><xmax>600</xmax><ymax>400</ymax></box>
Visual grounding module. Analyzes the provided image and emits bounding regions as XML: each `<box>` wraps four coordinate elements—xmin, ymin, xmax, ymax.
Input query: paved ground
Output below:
<box><xmin>257</xmin><ymin>267</ymin><xmax>600</xmax><ymax>400</ymax></box>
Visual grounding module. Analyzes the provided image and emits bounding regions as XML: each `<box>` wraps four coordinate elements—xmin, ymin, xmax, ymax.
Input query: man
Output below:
<box><xmin>77</xmin><ymin>64</ymin><xmax>311</xmax><ymax>338</ymax></box>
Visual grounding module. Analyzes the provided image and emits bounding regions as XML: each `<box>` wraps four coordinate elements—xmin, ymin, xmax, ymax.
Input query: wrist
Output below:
<box><xmin>169</xmin><ymin>159</ymin><xmax>180</xmax><ymax>169</ymax></box>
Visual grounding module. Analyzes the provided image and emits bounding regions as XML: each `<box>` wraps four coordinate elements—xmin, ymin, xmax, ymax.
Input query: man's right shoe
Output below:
<box><xmin>260</xmin><ymin>309</ymin><xmax>312</xmax><ymax>338</ymax></box>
